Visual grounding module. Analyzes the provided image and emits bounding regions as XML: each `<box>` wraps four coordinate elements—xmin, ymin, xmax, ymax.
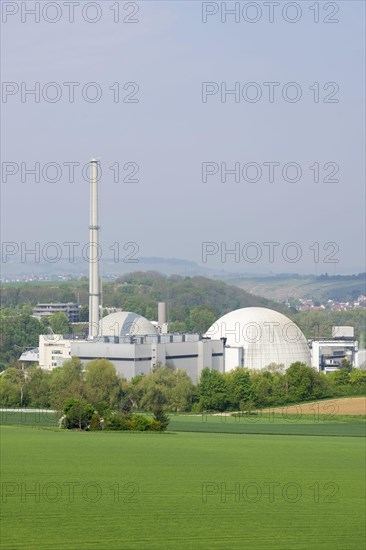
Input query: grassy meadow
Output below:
<box><xmin>1</xmin><ymin>414</ymin><xmax>365</xmax><ymax>549</ymax></box>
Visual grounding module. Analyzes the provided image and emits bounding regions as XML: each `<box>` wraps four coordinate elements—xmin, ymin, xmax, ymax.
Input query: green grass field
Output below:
<box><xmin>1</xmin><ymin>419</ymin><xmax>365</xmax><ymax>549</ymax></box>
<box><xmin>168</xmin><ymin>414</ymin><xmax>366</xmax><ymax>437</ymax></box>
<box><xmin>1</xmin><ymin>409</ymin><xmax>365</xmax><ymax>436</ymax></box>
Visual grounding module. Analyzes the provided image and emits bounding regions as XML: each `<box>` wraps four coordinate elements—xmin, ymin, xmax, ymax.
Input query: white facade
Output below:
<box><xmin>310</xmin><ymin>338</ymin><xmax>358</xmax><ymax>373</ymax></box>
<box><xmin>39</xmin><ymin>335</ymin><xmax>72</xmax><ymax>370</ymax></box>
<box><xmin>37</xmin><ymin>333</ymin><xmax>224</xmax><ymax>382</ymax></box>
<box><xmin>224</xmin><ymin>346</ymin><xmax>244</xmax><ymax>371</ymax></box>
<box><xmin>206</xmin><ymin>307</ymin><xmax>311</xmax><ymax>371</ymax></box>
<box><xmin>71</xmin><ymin>334</ymin><xmax>224</xmax><ymax>382</ymax></box>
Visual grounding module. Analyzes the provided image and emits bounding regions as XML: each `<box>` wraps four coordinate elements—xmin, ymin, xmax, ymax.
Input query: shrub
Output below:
<box><xmin>152</xmin><ymin>407</ymin><xmax>170</xmax><ymax>431</ymax></box>
<box><xmin>149</xmin><ymin>419</ymin><xmax>164</xmax><ymax>431</ymax></box>
<box><xmin>130</xmin><ymin>414</ymin><xmax>150</xmax><ymax>431</ymax></box>
<box><xmin>62</xmin><ymin>399</ymin><xmax>95</xmax><ymax>430</ymax></box>
<box><xmin>89</xmin><ymin>414</ymin><xmax>103</xmax><ymax>431</ymax></box>
<box><xmin>107</xmin><ymin>411</ymin><xmax>169</xmax><ymax>432</ymax></box>
<box><xmin>107</xmin><ymin>412</ymin><xmax>132</xmax><ymax>431</ymax></box>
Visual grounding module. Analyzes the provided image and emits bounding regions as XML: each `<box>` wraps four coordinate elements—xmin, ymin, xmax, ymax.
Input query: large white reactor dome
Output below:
<box><xmin>206</xmin><ymin>307</ymin><xmax>311</xmax><ymax>371</ymax></box>
<box><xmin>100</xmin><ymin>311</ymin><xmax>158</xmax><ymax>338</ymax></box>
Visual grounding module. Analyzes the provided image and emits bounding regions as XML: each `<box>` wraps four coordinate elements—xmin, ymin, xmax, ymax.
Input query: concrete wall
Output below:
<box><xmin>39</xmin><ymin>335</ymin><xmax>71</xmax><ymax>370</ymax></box>
<box><xmin>70</xmin><ymin>338</ymin><xmax>224</xmax><ymax>381</ymax></box>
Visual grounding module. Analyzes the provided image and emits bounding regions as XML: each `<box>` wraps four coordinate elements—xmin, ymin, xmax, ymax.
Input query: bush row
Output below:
<box><xmin>60</xmin><ymin>398</ymin><xmax>170</xmax><ymax>432</ymax></box>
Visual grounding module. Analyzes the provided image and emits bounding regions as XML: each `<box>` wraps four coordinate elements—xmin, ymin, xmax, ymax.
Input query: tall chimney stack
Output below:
<box><xmin>88</xmin><ymin>159</ymin><xmax>100</xmax><ymax>339</ymax></box>
<box><xmin>158</xmin><ymin>302</ymin><xmax>167</xmax><ymax>326</ymax></box>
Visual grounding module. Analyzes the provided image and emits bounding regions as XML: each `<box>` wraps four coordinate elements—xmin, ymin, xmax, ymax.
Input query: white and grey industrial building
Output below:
<box><xmin>37</xmin><ymin>309</ymin><xmax>224</xmax><ymax>382</ymax></box>
<box><xmin>23</xmin><ymin>306</ymin><xmax>360</xmax><ymax>381</ymax></box>
<box><xmin>19</xmin><ymin>159</ymin><xmax>361</xmax><ymax>380</ymax></box>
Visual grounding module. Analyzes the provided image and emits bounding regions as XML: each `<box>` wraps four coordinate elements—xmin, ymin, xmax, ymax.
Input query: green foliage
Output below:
<box><xmin>58</xmin><ymin>285</ymin><xmax>77</xmax><ymax>303</ymax></box>
<box><xmin>138</xmin><ymin>366</ymin><xmax>194</xmax><ymax>413</ymax></box>
<box><xmin>186</xmin><ymin>307</ymin><xmax>217</xmax><ymax>333</ymax></box>
<box><xmin>1</xmin><ymin>282</ymin><xmax>86</xmax><ymax>308</ymax></box>
<box><xmin>0</xmin><ymin>377</ymin><xmax>22</xmax><ymax>406</ymax></box>
<box><xmin>0</xmin><ymin>309</ymin><xmax>43</xmax><ymax>371</ymax></box>
<box><xmin>109</xmin><ymin>272</ymin><xmax>283</xmax><ymax>327</ymax></box>
<box><xmin>61</xmin><ymin>398</ymin><xmax>95</xmax><ymax>430</ymax></box>
<box><xmin>349</xmin><ymin>369</ymin><xmax>366</xmax><ymax>387</ymax></box>
<box><xmin>167</xmin><ymin>321</ymin><xmax>187</xmax><ymax>332</ymax></box>
<box><xmin>332</xmin><ymin>369</ymin><xmax>350</xmax><ymax>386</ymax></box>
<box><xmin>198</xmin><ymin>368</ymin><xmax>228</xmax><ymax>411</ymax></box>
<box><xmin>2</xmin><ymin>272</ymin><xmax>284</xmax><ymax>336</ymax></box>
<box><xmin>107</xmin><ymin>412</ymin><xmax>132</xmax><ymax>431</ymax></box>
<box><xmin>25</xmin><ymin>367</ymin><xmax>51</xmax><ymax>408</ymax></box>
<box><xmin>106</xmin><ymin>410</ymin><xmax>169</xmax><ymax>432</ymax></box>
<box><xmin>84</xmin><ymin>359</ymin><xmax>122</xmax><ymax>408</ymax></box>
<box><xmin>94</xmin><ymin>401</ymin><xmax>110</xmax><ymax>417</ymax></box>
<box><xmin>225</xmin><ymin>368</ymin><xmax>253</xmax><ymax>409</ymax></box>
<box><xmin>120</xmin><ymin>396</ymin><xmax>133</xmax><ymax>414</ymax></box>
<box><xmin>48</xmin><ymin>312</ymin><xmax>70</xmax><ymax>335</ymax></box>
<box><xmin>170</xmin><ymin>370</ymin><xmax>194</xmax><ymax>412</ymax></box>
<box><xmin>285</xmin><ymin>362</ymin><xmax>313</xmax><ymax>402</ymax></box>
<box><xmin>149</xmin><ymin>419</ymin><xmax>164</xmax><ymax>431</ymax></box>
<box><xmin>88</xmin><ymin>413</ymin><xmax>104</xmax><ymax>431</ymax></box>
<box><xmin>152</xmin><ymin>406</ymin><xmax>170</xmax><ymax>431</ymax></box>
<box><xmin>339</xmin><ymin>358</ymin><xmax>353</xmax><ymax>373</ymax></box>
<box><xmin>0</xmin><ymin>356</ymin><xmax>364</xmax><ymax>415</ymax></box>
<box><xmin>58</xmin><ymin>401</ymin><xmax>172</xmax><ymax>432</ymax></box>
<box><xmin>1</xmin><ymin>367</ymin><xmax>25</xmax><ymax>385</ymax></box>
<box><xmin>129</xmin><ymin>414</ymin><xmax>151</xmax><ymax>431</ymax></box>
<box><xmin>0</xmin><ymin>368</ymin><xmax>26</xmax><ymax>406</ymax></box>
<box><xmin>49</xmin><ymin>357</ymin><xmax>85</xmax><ymax>410</ymax></box>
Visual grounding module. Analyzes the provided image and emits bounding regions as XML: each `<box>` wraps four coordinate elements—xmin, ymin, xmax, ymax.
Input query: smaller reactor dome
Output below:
<box><xmin>100</xmin><ymin>311</ymin><xmax>158</xmax><ymax>338</ymax></box>
<box><xmin>206</xmin><ymin>307</ymin><xmax>311</xmax><ymax>371</ymax></box>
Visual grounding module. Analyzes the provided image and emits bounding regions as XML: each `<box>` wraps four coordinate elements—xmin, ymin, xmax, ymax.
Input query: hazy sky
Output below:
<box><xmin>1</xmin><ymin>1</ymin><xmax>365</xmax><ymax>275</ymax></box>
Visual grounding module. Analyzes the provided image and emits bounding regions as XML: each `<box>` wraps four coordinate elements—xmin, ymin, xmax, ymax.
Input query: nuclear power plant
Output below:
<box><xmin>88</xmin><ymin>159</ymin><xmax>101</xmax><ymax>340</ymax></box>
<box><xmin>26</xmin><ymin>160</ymin><xmax>358</xmax><ymax>380</ymax></box>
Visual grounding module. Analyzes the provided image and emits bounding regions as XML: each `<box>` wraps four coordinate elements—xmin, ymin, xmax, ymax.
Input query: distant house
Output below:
<box><xmin>33</xmin><ymin>303</ymin><xmax>80</xmax><ymax>323</ymax></box>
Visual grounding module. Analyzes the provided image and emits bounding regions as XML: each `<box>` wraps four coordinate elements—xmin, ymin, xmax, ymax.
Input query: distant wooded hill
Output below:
<box><xmin>1</xmin><ymin>271</ymin><xmax>289</xmax><ymax>320</ymax></box>
<box><xmin>230</xmin><ymin>273</ymin><xmax>366</xmax><ymax>303</ymax></box>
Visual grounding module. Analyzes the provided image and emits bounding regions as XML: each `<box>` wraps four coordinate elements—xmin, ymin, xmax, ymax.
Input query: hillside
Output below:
<box><xmin>1</xmin><ymin>271</ymin><xmax>289</xmax><ymax>321</ymax></box>
<box><xmin>229</xmin><ymin>273</ymin><xmax>365</xmax><ymax>303</ymax></box>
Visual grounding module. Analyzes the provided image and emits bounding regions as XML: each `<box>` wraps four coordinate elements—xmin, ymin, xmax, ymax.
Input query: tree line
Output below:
<box><xmin>0</xmin><ymin>359</ymin><xmax>365</xmax><ymax>413</ymax></box>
